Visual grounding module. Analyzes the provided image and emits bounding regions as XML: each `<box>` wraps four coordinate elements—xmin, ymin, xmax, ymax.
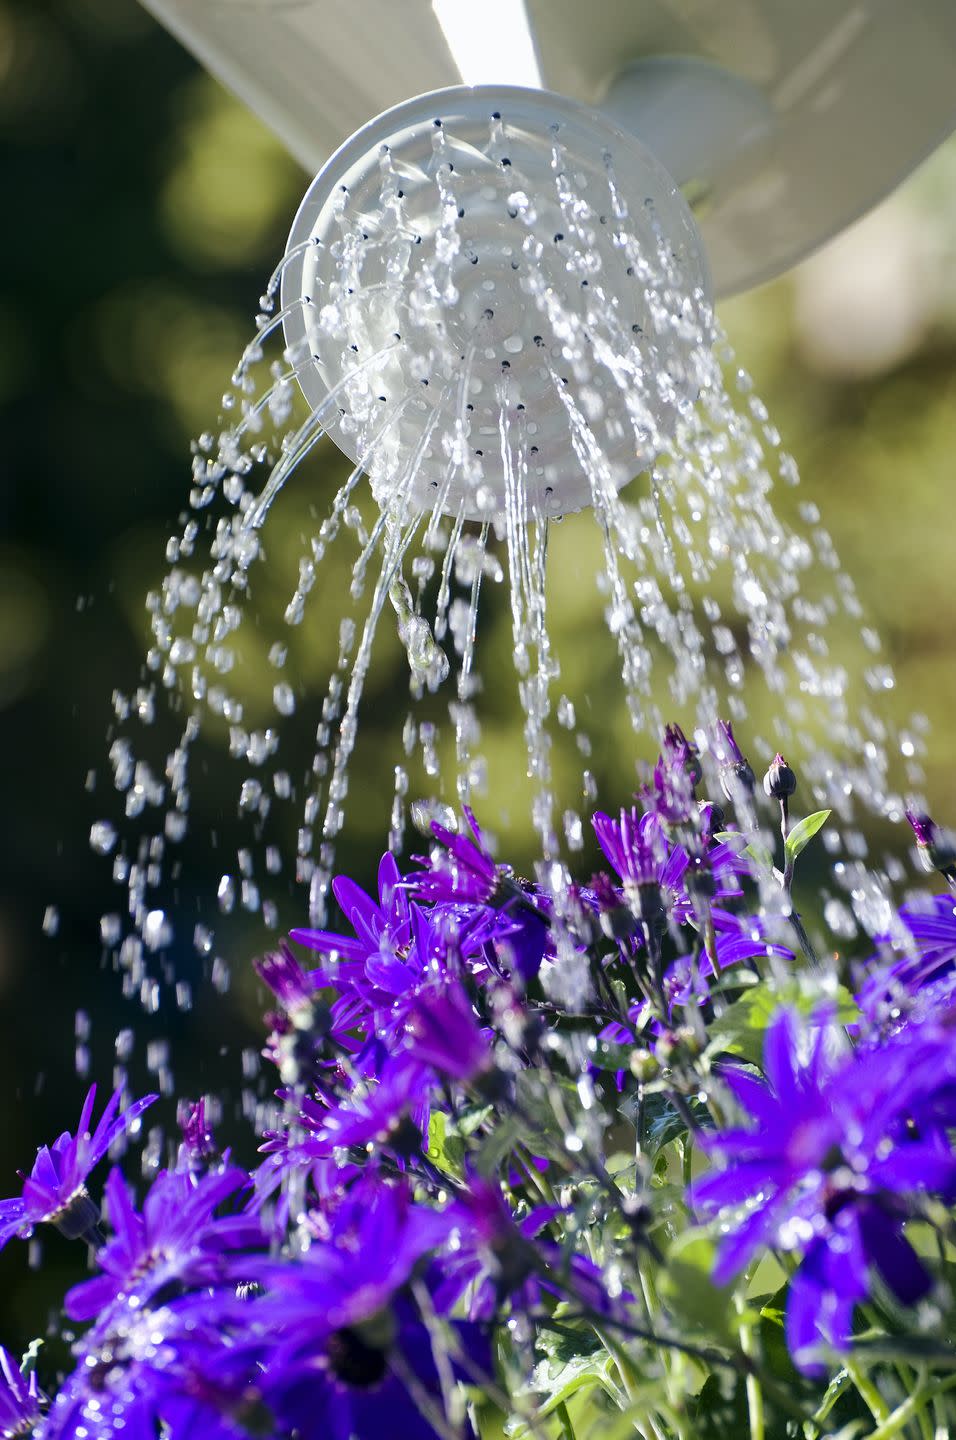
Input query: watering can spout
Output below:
<box><xmin>140</xmin><ymin>0</ymin><xmax>956</xmax><ymax>295</ymax></box>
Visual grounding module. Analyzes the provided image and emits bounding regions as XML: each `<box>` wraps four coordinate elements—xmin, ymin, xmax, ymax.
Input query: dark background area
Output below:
<box><xmin>1</xmin><ymin>0</ymin><xmax>955</xmax><ymax>1356</ymax></box>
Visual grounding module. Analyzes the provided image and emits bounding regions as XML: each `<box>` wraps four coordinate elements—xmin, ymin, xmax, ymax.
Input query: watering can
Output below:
<box><xmin>139</xmin><ymin>0</ymin><xmax>955</xmax><ymax>296</ymax></box>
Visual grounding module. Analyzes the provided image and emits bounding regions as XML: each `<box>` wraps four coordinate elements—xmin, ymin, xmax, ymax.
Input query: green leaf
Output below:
<box><xmin>474</xmin><ymin>1113</ymin><xmax>522</xmax><ymax>1175</ymax></box>
<box><xmin>427</xmin><ymin>1111</ymin><xmax>464</xmax><ymax>1177</ymax></box>
<box><xmin>537</xmin><ymin>1320</ymin><xmax>605</xmax><ymax>1367</ymax></box>
<box><xmin>784</xmin><ymin>808</ymin><xmax>831</xmax><ymax>865</ymax></box>
<box><xmin>516</xmin><ymin>1351</ymin><xmax>612</xmax><ymax>1427</ymax></box>
<box><xmin>590</xmin><ymin>1038</ymin><xmax>634</xmax><ymax>1072</ymax></box>
<box><xmin>708</xmin><ymin>981</ymin><xmax>859</xmax><ymax>1065</ymax></box>
<box><xmin>618</xmin><ymin>1091</ymin><xmax>712</xmax><ymax>1157</ymax></box>
<box><xmin>714</xmin><ymin>830</ymin><xmax>775</xmax><ymax>870</ymax></box>
<box><xmin>690</xmin><ymin>1373</ymin><xmax>752</xmax><ymax>1440</ymax></box>
<box><xmin>457</xmin><ymin>1102</ymin><xmax>494</xmax><ymax>1138</ymax></box>
<box><xmin>659</xmin><ymin>1231</ymin><xmax>735</xmax><ymax>1340</ymax></box>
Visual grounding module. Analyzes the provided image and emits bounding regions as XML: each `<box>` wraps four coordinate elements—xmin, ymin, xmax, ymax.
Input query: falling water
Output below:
<box><xmin>83</xmin><ymin>94</ymin><xmax>926</xmax><ymax>1097</ymax></box>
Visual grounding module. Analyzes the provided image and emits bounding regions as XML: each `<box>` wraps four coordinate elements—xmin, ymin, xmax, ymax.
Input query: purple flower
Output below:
<box><xmin>271</xmin><ymin>1058</ymin><xmax>433</xmax><ymax>1162</ymax></box>
<box><xmin>859</xmin><ymin>894</ymin><xmax>956</xmax><ymax>1026</ymax></box>
<box><xmin>0</xmin><ymin>1085</ymin><xmax>156</xmax><ymax>1250</ymax></box>
<box><xmin>256</xmin><ymin>942</ymin><xmax>322</xmax><ymax>1018</ymax></box>
<box><xmin>0</xmin><ymin>1346</ymin><xmax>42</xmax><ymax>1436</ymax></box>
<box><xmin>255</xmin><ymin>943</ymin><xmax>359</xmax><ymax>1086</ymax></box>
<box><xmin>405</xmin><ymin>983</ymin><xmax>494</xmax><ymax>1084</ymax></box>
<box><xmin>313</xmin><ymin>901</ymin><xmax>500</xmax><ymax>1065</ymax></box>
<box><xmin>663</xmin><ymin>722</ymin><xmax>702</xmax><ymax>782</ymax></box>
<box><xmin>712</xmin><ymin>719</ymin><xmax>756</xmax><ymax>802</ymax></box>
<box><xmin>65</xmin><ymin>1165</ymin><xmax>259</xmax><ymax>1324</ymax></box>
<box><xmin>640</xmin><ymin>754</ymin><xmax>697</xmax><ymax>826</ymax></box>
<box><xmin>593</xmin><ymin>809</ymin><xmax>745</xmax><ymax>933</ymax></box>
<box><xmin>905</xmin><ymin>809</ymin><xmax>956</xmax><ymax>879</ymax></box>
<box><xmin>406</xmin><ymin>812</ymin><xmax>550</xmax><ymax>981</ymax></box>
<box><xmin>242</xmin><ymin>1180</ymin><xmax>484</xmax><ymax>1440</ymax></box>
<box><xmin>406</xmin><ymin>807</ymin><xmax>502</xmax><ymax>906</ymax></box>
<box><xmin>262</xmin><ymin>1302</ymin><xmax>486</xmax><ymax>1440</ymax></box>
<box><xmin>593</xmin><ymin>808</ymin><xmax>667</xmax><ymax>892</ymax></box>
<box><xmin>439</xmin><ymin>1177</ymin><xmax>627</xmax><ymax>1324</ymax></box>
<box><xmin>291</xmin><ymin>851</ymin><xmax>412</xmax><ymax>964</ymax></box>
<box><xmin>43</xmin><ymin>1303</ymin><xmax>259</xmax><ymax>1440</ymax></box>
<box><xmin>177</xmin><ymin>1097</ymin><xmax>218</xmax><ymax>1172</ymax></box>
<box><xmin>250</xmin><ymin>1178</ymin><xmax>451</xmax><ymax>1336</ymax></box>
<box><xmin>691</xmin><ymin>1010</ymin><xmax>956</xmax><ymax>1372</ymax></box>
<box><xmin>639</xmin><ymin>724</ymin><xmax>702</xmax><ymax>826</ymax></box>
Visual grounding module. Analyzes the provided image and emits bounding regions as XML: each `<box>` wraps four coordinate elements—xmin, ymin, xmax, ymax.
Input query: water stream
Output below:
<box><xmin>85</xmin><ymin>104</ymin><xmax>925</xmax><ymax>1101</ymax></box>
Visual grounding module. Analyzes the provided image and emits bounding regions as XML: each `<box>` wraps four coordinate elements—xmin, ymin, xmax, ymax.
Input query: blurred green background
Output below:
<box><xmin>1</xmin><ymin>0</ymin><xmax>955</xmax><ymax>1355</ymax></box>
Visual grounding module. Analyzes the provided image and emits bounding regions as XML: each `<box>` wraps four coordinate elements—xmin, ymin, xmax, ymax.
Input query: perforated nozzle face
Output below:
<box><xmin>282</xmin><ymin>85</ymin><xmax>711</xmax><ymax>521</ymax></box>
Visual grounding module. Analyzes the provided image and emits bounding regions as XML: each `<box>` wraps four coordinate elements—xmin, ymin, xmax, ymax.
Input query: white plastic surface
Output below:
<box><xmin>281</xmin><ymin>86</ymin><xmax>710</xmax><ymax>520</ymax></box>
<box><xmin>140</xmin><ymin>0</ymin><xmax>956</xmax><ymax>296</ymax></box>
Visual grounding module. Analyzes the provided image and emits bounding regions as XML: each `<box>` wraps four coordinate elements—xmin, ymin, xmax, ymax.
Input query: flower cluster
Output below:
<box><xmin>3</xmin><ymin>725</ymin><xmax>956</xmax><ymax>1438</ymax></box>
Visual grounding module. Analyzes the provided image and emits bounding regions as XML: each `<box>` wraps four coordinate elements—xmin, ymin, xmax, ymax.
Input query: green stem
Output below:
<box><xmin>866</xmin><ymin>1374</ymin><xmax>956</xmax><ymax>1440</ymax></box>
<box><xmin>778</xmin><ymin>798</ymin><xmax>819</xmax><ymax>966</ymax></box>
<box><xmin>517</xmin><ymin>1145</ymin><xmax>557</xmax><ymax>1206</ymax></box>
<box><xmin>555</xmin><ymin>1400</ymin><xmax>576</xmax><ymax>1440</ymax></box>
<box><xmin>596</xmin><ymin>1325</ymin><xmax>671</xmax><ymax>1440</ymax></box>
<box><xmin>594</xmin><ymin>1327</ymin><xmax>639</xmax><ymax>1403</ymax></box>
<box><xmin>681</xmin><ymin>1134</ymin><xmax>694</xmax><ymax>1190</ymax></box>
<box><xmin>843</xmin><ymin>1357</ymin><xmax>890</xmax><ymax>1425</ymax></box>
<box><xmin>701</xmin><ymin>904</ymin><xmax>722</xmax><ymax>984</ymax></box>
<box><xmin>735</xmin><ymin>1295</ymin><xmax>765</xmax><ymax>1440</ymax></box>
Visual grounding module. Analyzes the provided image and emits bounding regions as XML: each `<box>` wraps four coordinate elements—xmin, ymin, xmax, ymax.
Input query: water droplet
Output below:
<box><xmin>90</xmin><ymin>820</ymin><xmax>118</xmax><ymax>855</ymax></box>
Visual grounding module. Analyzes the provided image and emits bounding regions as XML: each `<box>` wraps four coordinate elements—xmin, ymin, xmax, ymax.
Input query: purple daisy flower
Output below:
<box><xmin>248</xmin><ymin>1178</ymin><xmax>452</xmax><ymax>1338</ymax></box>
<box><xmin>406</xmin><ymin>806</ymin><xmax>502</xmax><ymax>906</ymax></box>
<box><xmin>43</xmin><ymin>1302</ymin><xmax>259</xmax><ymax>1440</ymax></box>
<box><xmin>239</xmin><ymin>1180</ymin><xmax>485</xmax><ymax>1440</ymax></box>
<box><xmin>405</xmin><ymin>983</ymin><xmax>494</xmax><ymax>1084</ymax></box>
<box><xmin>65</xmin><ymin>1165</ymin><xmax>260</xmax><ymax>1325</ymax></box>
<box><xmin>310</xmin><ymin>901</ymin><xmax>500</xmax><ymax>1064</ymax></box>
<box><xmin>269</xmin><ymin>1058</ymin><xmax>434</xmax><ymax>1164</ymax></box>
<box><xmin>593</xmin><ymin>808</ymin><xmax>668</xmax><ymax>892</ymax></box>
<box><xmin>438</xmin><ymin>1177</ymin><xmax>630</xmax><ymax>1325</ymax></box>
<box><xmin>858</xmin><ymin>894</ymin><xmax>956</xmax><ymax>1026</ymax></box>
<box><xmin>290</xmin><ymin>851</ymin><xmax>412</xmax><ymax>964</ymax></box>
<box><xmin>592</xmin><ymin>809</ymin><xmax>745</xmax><ymax>928</ymax></box>
<box><xmin>0</xmin><ymin>1346</ymin><xmax>43</xmax><ymax>1436</ymax></box>
<box><xmin>262</xmin><ymin>1301</ymin><xmax>487</xmax><ymax>1440</ymax></box>
<box><xmin>0</xmin><ymin>1085</ymin><xmax>156</xmax><ymax>1250</ymax></box>
<box><xmin>406</xmin><ymin>811</ymin><xmax>550</xmax><ymax>981</ymax></box>
<box><xmin>691</xmin><ymin>1009</ymin><xmax>956</xmax><ymax>1372</ymax></box>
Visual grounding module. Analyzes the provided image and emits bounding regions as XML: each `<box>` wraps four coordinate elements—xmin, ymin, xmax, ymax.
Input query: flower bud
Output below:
<box><xmin>663</xmin><ymin>722</ymin><xmax>703</xmax><ymax>787</ymax></box>
<box><xmin>591</xmin><ymin>872</ymin><xmax>639</xmax><ymax>940</ymax></box>
<box><xmin>52</xmin><ymin>1189</ymin><xmax>101</xmax><ymax>1243</ymax></box>
<box><xmin>697</xmin><ymin>799</ymin><xmax>725</xmax><ymax>838</ymax></box>
<box><xmin>906</xmin><ymin>809</ymin><xmax>956</xmax><ymax>878</ymax></box>
<box><xmin>629</xmin><ymin>1048</ymin><xmax>658</xmax><ymax>1082</ymax></box>
<box><xmin>714</xmin><ymin>720</ymin><xmax>755</xmax><ymax>803</ymax></box>
<box><xmin>626</xmin><ymin>879</ymin><xmax>664</xmax><ymax>926</ymax></box>
<box><xmin>683</xmin><ymin>852</ymin><xmax>716</xmax><ymax>902</ymax></box>
<box><xmin>718</xmin><ymin>761</ymin><xmax>755</xmax><ymax>805</ymax></box>
<box><xmin>763</xmin><ymin>753</ymin><xmax>797</xmax><ymax>802</ymax></box>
